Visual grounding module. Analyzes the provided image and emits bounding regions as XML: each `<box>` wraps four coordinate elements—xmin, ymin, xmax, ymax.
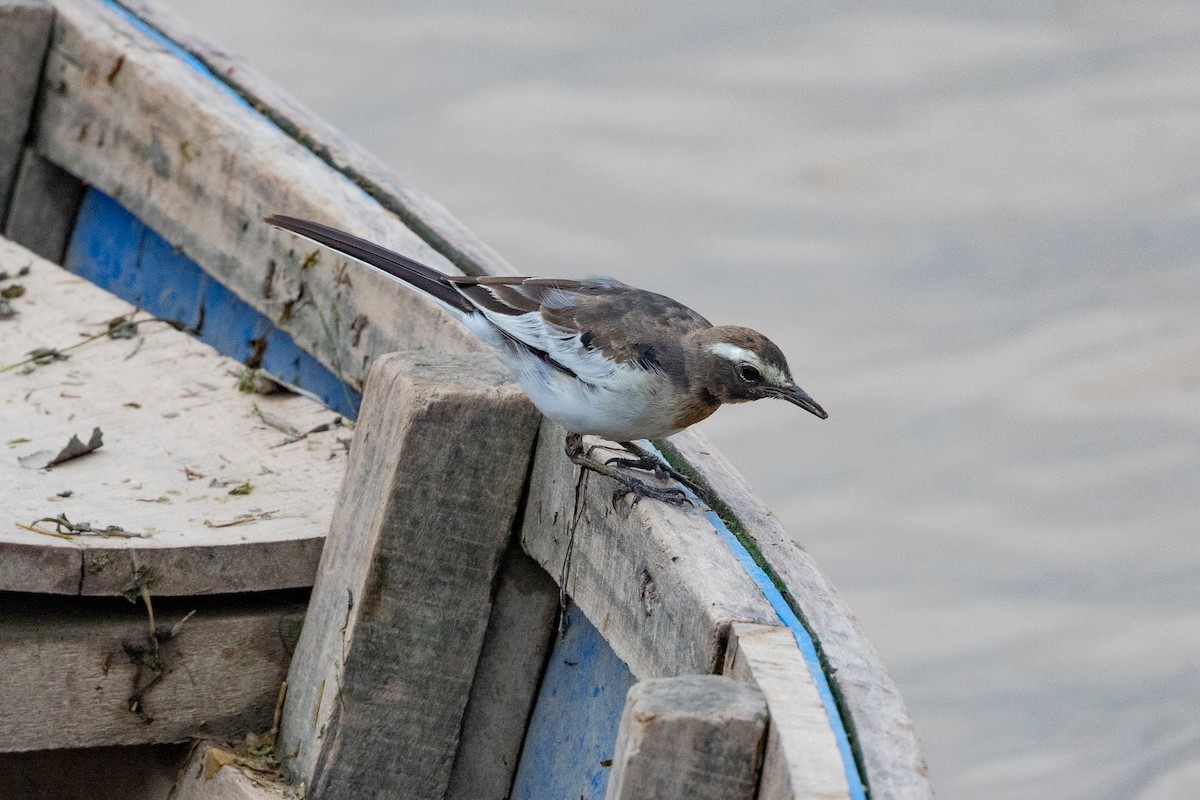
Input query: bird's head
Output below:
<box><xmin>689</xmin><ymin>326</ymin><xmax>828</xmax><ymax>419</ymax></box>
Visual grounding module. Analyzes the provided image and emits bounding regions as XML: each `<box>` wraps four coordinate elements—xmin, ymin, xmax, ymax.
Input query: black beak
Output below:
<box><xmin>776</xmin><ymin>384</ymin><xmax>828</xmax><ymax>419</ymax></box>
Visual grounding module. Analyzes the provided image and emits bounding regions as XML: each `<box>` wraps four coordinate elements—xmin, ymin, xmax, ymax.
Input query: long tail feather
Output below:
<box><xmin>264</xmin><ymin>215</ymin><xmax>473</xmax><ymax>315</ymax></box>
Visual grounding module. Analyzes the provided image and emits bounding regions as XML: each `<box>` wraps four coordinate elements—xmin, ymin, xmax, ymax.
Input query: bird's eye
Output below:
<box><xmin>738</xmin><ymin>364</ymin><xmax>762</xmax><ymax>383</ymax></box>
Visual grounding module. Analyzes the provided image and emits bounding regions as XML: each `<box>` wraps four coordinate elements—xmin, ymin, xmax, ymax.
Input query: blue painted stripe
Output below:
<box><xmin>64</xmin><ymin>189</ymin><xmax>361</xmax><ymax>418</ymax></box>
<box><xmin>711</xmin><ymin>515</ymin><xmax>867</xmax><ymax>798</ymax></box>
<box><xmin>644</xmin><ymin>443</ymin><xmax>867</xmax><ymax>799</ymax></box>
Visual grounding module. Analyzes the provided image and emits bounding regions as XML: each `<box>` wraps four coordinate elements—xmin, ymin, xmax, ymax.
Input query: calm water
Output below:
<box><xmin>159</xmin><ymin>2</ymin><xmax>1200</xmax><ymax>796</ymax></box>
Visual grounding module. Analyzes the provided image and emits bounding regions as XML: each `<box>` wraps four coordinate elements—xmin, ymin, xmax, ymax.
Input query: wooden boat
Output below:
<box><xmin>0</xmin><ymin>1</ymin><xmax>932</xmax><ymax>798</ymax></box>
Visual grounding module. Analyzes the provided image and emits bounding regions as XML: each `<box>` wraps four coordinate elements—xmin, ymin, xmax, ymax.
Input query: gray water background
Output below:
<box><xmin>156</xmin><ymin>2</ymin><xmax>1200</xmax><ymax>796</ymax></box>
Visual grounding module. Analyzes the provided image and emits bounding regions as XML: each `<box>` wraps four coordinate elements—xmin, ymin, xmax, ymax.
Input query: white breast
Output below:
<box><xmin>508</xmin><ymin>351</ymin><xmax>682</xmax><ymax>440</ymax></box>
<box><xmin>464</xmin><ymin>310</ymin><xmax>683</xmax><ymax>441</ymax></box>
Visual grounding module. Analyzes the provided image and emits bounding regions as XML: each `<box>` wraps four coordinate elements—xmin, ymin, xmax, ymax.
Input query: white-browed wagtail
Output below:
<box><xmin>267</xmin><ymin>215</ymin><xmax>827</xmax><ymax>504</ymax></box>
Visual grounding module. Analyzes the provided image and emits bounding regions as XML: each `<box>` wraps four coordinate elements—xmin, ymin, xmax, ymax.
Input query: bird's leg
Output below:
<box><xmin>565</xmin><ymin>434</ymin><xmax>690</xmax><ymax>506</ymax></box>
<box><xmin>603</xmin><ymin>441</ymin><xmax>704</xmax><ymax>497</ymax></box>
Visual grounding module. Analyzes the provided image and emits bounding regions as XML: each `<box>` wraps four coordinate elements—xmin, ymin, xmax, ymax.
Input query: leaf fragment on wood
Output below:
<box><xmin>121</xmin><ymin>565</ymin><xmax>159</xmax><ymax>602</ymax></box>
<box><xmin>199</xmin><ymin>735</ymin><xmax>286</xmax><ymax>783</ymax></box>
<box><xmin>26</xmin><ymin>346</ymin><xmax>68</xmax><ymax>365</ymax></box>
<box><xmin>17</xmin><ymin>427</ymin><xmax>104</xmax><ymax>469</ymax></box>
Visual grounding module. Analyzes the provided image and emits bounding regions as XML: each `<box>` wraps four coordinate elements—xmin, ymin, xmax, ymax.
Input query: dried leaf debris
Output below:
<box><xmin>16</xmin><ymin>512</ymin><xmax>149</xmax><ymax>539</ymax></box>
<box><xmin>18</xmin><ymin>427</ymin><xmax>105</xmax><ymax>470</ymax></box>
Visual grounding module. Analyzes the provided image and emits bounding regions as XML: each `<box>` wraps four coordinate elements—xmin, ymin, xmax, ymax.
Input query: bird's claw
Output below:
<box><xmin>604</xmin><ymin>455</ymin><xmax>669</xmax><ymax>482</ymax></box>
<box><xmin>611</xmin><ymin>478</ymin><xmax>691</xmax><ymax>508</ymax></box>
<box><xmin>605</xmin><ymin>455</ymin><xmax>701</xmax><ymax>497</ymax></box>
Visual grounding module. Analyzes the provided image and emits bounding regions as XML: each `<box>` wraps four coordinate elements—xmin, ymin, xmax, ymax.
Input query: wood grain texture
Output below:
<box><xmin>170</xmin><ymin>742</ymin><xmax>297</xmax><ymax>800</ymax></box>
<box><xmin>34</xmin><ymin>0</ymin><xmax>481</xmax><ymax>399</ymax></box>
<box><xmin>0</xmin><ymin>0</ymin><xmax>54</xmax><ymax>222</ymax></box>
<box><xmin>3</xmin><ymin>147</ymin><xmax>86</xmax><ymax>263</ymax></box>
<box><xmin>724</xmin><ymin>623</ymin><xmax>851</xmax><ymax>800</ymax></box>
<box><xmin>0</xmin><ymin>592</ymin><xmax>305</xmax><ymax>752</ymax></box>
<box><xmin>520</xmin><ymin>424</ymin><xmax>778</xmax><ymax>680</ymax></box>
<box><xmin>604</xmin><ymin>675</ymin><xmax>767</xmax><ymax>800</ymax></box>
<box><xmin>276</xmin><ymin>352</ymin><xmax>540</xmax><ymax>800</ymax></box>
<box><xmin>446</xmin><ymin>542</ymin><xmax>560</xmax><ymax>800</ymax></box>
<box><xmin>0</xmin><ymin>240</ymin><xmax>344</xmax><ymax>596</ymax></box>
<box><xmin>664</xmin><ymin>431</ymin><xmax>932</xmax><ymax>800</ymax></box>
<box><xmin>112</xmin><ymin>0</ymin><xmax>518</xmax><ymax>279</ymax></box>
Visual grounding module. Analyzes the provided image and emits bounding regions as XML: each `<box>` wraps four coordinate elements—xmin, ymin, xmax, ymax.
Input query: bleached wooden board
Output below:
<box><xmin>520</xmin><ymin>423</ymin><xmax>779</xmax><ymax>680</ymax></box>
<box><xmin>277</xmin><ymin>352</ymin><xmax>540</xmax><ymax>798</ymax></box>
<box><xmin>0</xmin><ymin>238</ymin><xmax>344</xmax><ymax>595</ymax></box>
<box><xmin>724</xmin><ymin>623</ymin><xmax>851</xmax><ymax>800</ymax></box>
<box><xmin>664</xmin><ymin>432</ymin><xmax>931</xmax><ymax>800</ymax></box>
<box><xmin>604</xmin><ymin>675</ymin><xmax>767</xmax><ymax>800</ymax></box>
<box><xmin>0</xmin><ymin>591</ymin><xmax>303</xmax><ymax>752</ymax></box>
<box><xmin>34</xmin><ymin>0</ymin><xmax>480</xmax><ymax>399</ymax></box>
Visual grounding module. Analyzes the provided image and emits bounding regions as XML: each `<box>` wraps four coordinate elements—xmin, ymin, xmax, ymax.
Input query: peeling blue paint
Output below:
<box><xmin>64</xmin><ymin>189</ymin><xmax>360</xmax><ymax>417</ymax></box>
<box><xmin>509</xmin><ymin>605</ymin><xmax>634</xmax><ymax>800</ymax></box>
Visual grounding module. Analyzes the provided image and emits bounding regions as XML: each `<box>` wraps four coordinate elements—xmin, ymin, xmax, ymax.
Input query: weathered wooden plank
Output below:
<box><xmin>664</xmin><ymin>432</ymin><xmax>932</xmax><ymax>800</ymax></box>
<box><xmin>604</xmin><ymin>675</ymin><xmax>767</xmax><ymax>800</ymax></box>
<box><xmin>520</xmin><ymin>424</ymin><xmax>779</xmax><ymax>680</ymax></box>
<box><xmin>0</xmin><ymin>238</ymin><xmax>343</xmax><ymax>596</ymax></box>
<box><xmin>0</xmin><ymin>591</ymin><xmax>304</xmax><ymax>752</ymax></box>
<box><xmin>724</xmin><ymin>623</ymin><xmax>851</xmax><ymax>800</ymax></box>
<box><xmin>446</xmin><ymin>541</ymin><xmax>560</xmax><ymax>800</ymax></box>
<box><xmin>171</xmin><ymin>741</ymin><xmax>296</xmax><ymax>800</ymax></box>
<box><xmin>276</xmin><ymin>352</ymin><xmax>540</xmax><ymax>799</ymax></box>
<box><xmin>508</xmin><ymin>603</ymin><xmax>636</xmax><ymax>800</ymax></box>
<box><xmin>0</xmin><ymin>0</ymin><xmax>54</xmax><ymax>223</ymax></box>
<box><xmin>34</xmin><ymin>0</ymin><xmax>481</xmax><ymax>400</ymax></box>
<box><xmin>3</xmin><ymin>147</ymin><xmax>86</xmax><ymax>263</ymax></box>
<box><xmin>113</xmin><ymin>0</ymin><xmax>518</xmax><ymax>279</ymax></box>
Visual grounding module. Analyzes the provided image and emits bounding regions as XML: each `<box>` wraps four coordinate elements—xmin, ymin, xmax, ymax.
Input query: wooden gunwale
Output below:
<box><xmin>687</xmin><ymin>466</ymin><xmax>865</xmax><ymax>795</ymax></box>
<box><xmin>110</xmin><ymin>0</ymin><xmax>517</xmax><ymax>280</ymax></box>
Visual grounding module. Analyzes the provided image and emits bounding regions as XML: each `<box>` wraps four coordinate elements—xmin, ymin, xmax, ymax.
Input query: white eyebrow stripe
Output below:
<box><xmin>708</xmin><ymin>342</ymin><xmax>760</xmax><ymax>366</ymax></box>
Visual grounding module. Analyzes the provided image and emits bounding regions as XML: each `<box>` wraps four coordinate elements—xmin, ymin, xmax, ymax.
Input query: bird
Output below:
<box><xmin>266</xmin><ymin>214</ymin><xmax>827</xmax><ymax>504</ymax></box>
